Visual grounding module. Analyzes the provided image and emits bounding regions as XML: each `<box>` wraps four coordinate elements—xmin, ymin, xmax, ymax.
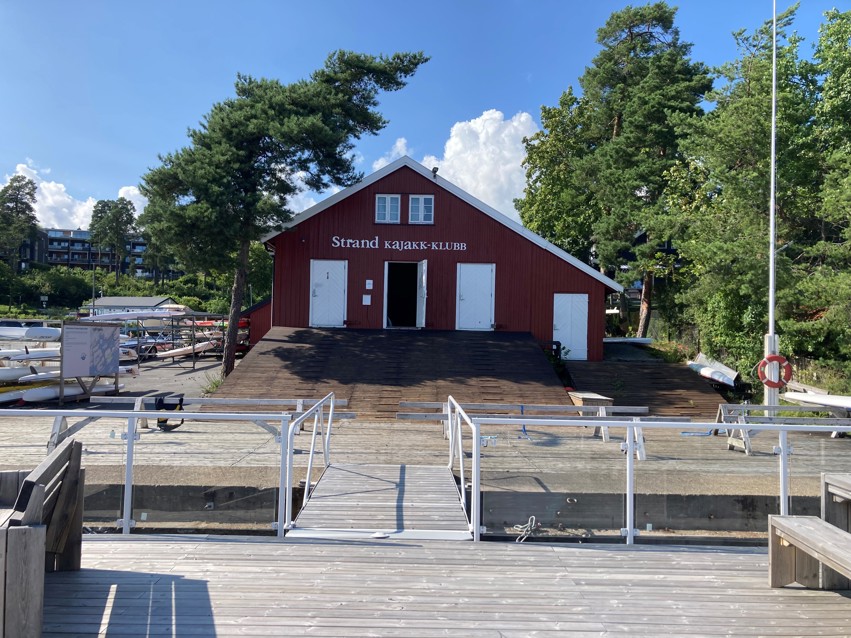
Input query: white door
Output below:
<box><xmin>553</xmin><ymin>293</ymin><xmax>588</xmax><ymax>360</ymax></box>
<box><xmin>310</xmin><ymin>260</ymin><xmax>347</xmax><ymax>327</ymax></box>
<box><xmin>456</xmin><ymin>263</ymin><xmax>495</xmax><ymax>330</ymax></box>
<box><xmin>416</xmin><ymin>259</ymin><xmax>427</xmax><ymax>328</ymax></box>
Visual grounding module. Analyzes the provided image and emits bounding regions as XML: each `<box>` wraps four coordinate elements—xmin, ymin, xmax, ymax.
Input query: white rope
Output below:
<box><xmin>513</xmin><ymin>515</ymin><xmax>537</xmax><ymax>542</ymax></box>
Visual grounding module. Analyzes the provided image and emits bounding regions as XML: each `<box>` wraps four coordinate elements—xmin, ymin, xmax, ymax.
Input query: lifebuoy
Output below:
<box><xmin>757</xmin><ymin>354</ymin><xmax>793</xmax><ymax>389</ymax></box>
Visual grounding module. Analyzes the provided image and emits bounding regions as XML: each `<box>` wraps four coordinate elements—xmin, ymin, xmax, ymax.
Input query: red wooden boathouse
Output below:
<box><xmin>264</xmin><ymin>157</ymin><xmax>621</xmax><ymax>361</ymax></box>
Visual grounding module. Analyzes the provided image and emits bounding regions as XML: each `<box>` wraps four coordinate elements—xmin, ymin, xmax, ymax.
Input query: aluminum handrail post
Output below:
<box><xmin>471</xmin><ymin>419</ymin><xmax>481</xmax><ymax>542</ymax></box>
<box><xmin>284</xmin><ymin>420</ymin><xmax>298</xmax><ymax>530</ymax></box>
<box><xmin>276</xmin><ymin>414</ymin><xmax>290</xmax><ymax>537</ymax></box>
<box><xmin>303</xmin><ymin>417</ymin><xmax>318</xmax><ymax>510</ymax></box>
<box><xmin>456</xmin><ymin>409</ymin><xmax>466</xmax><ymax>514</ymax></box>
<box><xmin>779</xmin><ymin>429</ymin><xmax>790</xmax><ymax>515</ymax></box>
<box><xmin>324</xmin><ymin>394</ymin><xmax>335</xmax><ymax>464</ymax></box>
<box><xmin>122</xmin><ymin>414</ymin><xmax>137</xmax><ymax>535</ymax></box>
<box><xmin>626</xmin><ymin>424</ymin><xmax>635</xmax><ymax>545</ymax></box>
<box><xmin>447</xmin><ymin>401</ymin><xmax>456</xmax><ymax>469</ymax></box>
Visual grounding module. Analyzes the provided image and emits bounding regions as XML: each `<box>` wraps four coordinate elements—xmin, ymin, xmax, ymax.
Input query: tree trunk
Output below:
<box><xmin>222</xmin><ymin>239</ymin><xmax>250</xmax><ymax>377</ymax></box>
<box><xmin>636</xmin><ymin>271</ymin><xmax>653</xmax><ymax>338</ymax></box>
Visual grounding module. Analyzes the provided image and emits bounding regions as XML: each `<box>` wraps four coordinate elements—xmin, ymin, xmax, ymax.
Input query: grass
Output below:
<box><xmin>202</xmin><ymin>371</ymin><xmax>223</xmax><ymax>395</ymax></box>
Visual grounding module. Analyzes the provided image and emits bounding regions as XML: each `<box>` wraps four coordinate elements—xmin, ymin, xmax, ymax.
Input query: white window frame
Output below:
<box><xmin>408</xmin><ymin>195</ymin><xmax>434</xmax><ymax>224</ymax></box>
<box><xmin>375</xmin><ymin>194</ymin><xmax>401</xmax><ymax>224</ymax></box>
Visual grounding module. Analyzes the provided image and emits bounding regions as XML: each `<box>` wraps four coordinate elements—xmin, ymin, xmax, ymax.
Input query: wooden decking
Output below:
<box><xmin>289</xmin><ymin>463</ymin><xmax>471</xmax><ymax>540</ymax></box>
<box><xmin>42</xmin><ymin>535</ymin><xmax>851</xmax><ymax>636</ymax></box>
<box><xmin>567</xmin><ymin>359</ymin><xmax>726</xmax><ymax>420</ymax></box>
<box><xmin>216</xmin><ymin>328</ymin><xmax>572</xmax><ymax>419</ymax></box>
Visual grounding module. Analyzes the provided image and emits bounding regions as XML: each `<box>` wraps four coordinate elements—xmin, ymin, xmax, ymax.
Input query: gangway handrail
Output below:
<box><xmin>280</xmin><ymin>391</ymin><xmax>337</xmax><ymax>536</ymax></box>
<box><xmin>464</xmin><ymin>413</ymin><xmax>851</xmax><ymax>545</ymax></box>
<box><xmin>446</xmin><ymin>396</ymin><xmax>480</xmax><ymax>541</ymax></box>
<box><xmin>1</xmin><ymin>407</ymin><xmax>293</xmax><ymax>535</ymax></box>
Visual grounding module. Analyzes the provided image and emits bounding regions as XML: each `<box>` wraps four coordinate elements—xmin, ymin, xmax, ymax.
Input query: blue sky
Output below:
<box><xmin>0</xmin><ymin>1</ymin><xmax>836</xmax><ymax>229</ymax></box>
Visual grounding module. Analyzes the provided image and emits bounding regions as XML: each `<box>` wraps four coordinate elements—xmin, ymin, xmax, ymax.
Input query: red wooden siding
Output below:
<box><xmin>242</xmin><ymin>300</ymin><xmax>272</xmax><ymax>347</ymax></box>
<box><xmin>270</xmin><ymin>165</ymin><xmax>611</xmax><ymax>360</ymax></box>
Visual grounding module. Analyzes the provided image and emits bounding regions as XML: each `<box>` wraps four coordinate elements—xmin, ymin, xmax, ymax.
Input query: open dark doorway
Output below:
<box><xmin>386</xmin><ymin>262</ymin><xmax>418</xmax><ymax>328</ymax></box>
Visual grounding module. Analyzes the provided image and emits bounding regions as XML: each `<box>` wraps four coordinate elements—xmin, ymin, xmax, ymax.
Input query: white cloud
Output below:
<box><xmin>422</xmin><ymin>110</ymin><xmax>537</xmax><ymax>222</ymax></box>
<box><xmin>118</xmin><ymin>185</ymin><xmax>148</xmax><ymax>217</ymax></box>
<box><xmin>4</xmin><ymin>161</ymin><xmax>145</xmax><ymax>230</ymax></box>
<box><xmin>372</xmin><ymin>137</ymin><xmax>411</xmax><ymax>172</ymax></box>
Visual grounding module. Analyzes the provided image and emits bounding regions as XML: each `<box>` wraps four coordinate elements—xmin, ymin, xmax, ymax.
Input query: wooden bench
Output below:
<box><xmin>0</xmin><ymin>438</ymin><xmax>85</xmax><ymax>573</ymax></box>
<box><xmin>1</xmin><ymin>439</ymin><xmax>85</xmax><ymax>638</ymax></box>
<box><xmin>822</xmin><ymin>473</ymin><xmax>851</xmax><ymax>588</ymax></box>
<box><xmin>769</xmin><ymin>515</ymin><xmax>851</xmax><ymax>589</ymax></box>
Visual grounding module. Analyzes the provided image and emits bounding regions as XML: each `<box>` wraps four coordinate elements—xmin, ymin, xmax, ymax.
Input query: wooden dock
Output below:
<box><xmin>42</xmin><ymin>534</ymin><xmax>851</xmax><ymax>636</ymax></box>
<box><xmin>289</xmin><ymin>463</ymin><xmax>471</xmax><ymax>540</ymax></box>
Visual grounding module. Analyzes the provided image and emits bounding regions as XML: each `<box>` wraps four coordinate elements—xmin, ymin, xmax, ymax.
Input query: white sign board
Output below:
<box><xmin>61</xmin><ymin>322</ymin><xmax>120</xmax><ymax>378</ymax></box>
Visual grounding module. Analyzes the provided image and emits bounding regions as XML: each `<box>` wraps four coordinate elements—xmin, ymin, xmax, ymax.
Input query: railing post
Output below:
<box><xmin>625</xmin><ymin>424</ymin><xmax>635</xmax><ymax>545</ymax></box>
<box><xmin>779</xmin><ymin>429</ymin><xmax>790</xmax><ymax>515</ymax></box>
<box><xmin>324</xmin><ymin>394</ymin><xmax>335</xmax><ymax>464</ymax></box>
<box><xmin>284</xmin><ymin>420</ymin><xmax>297</xmax><ymax>531</ymax></box>
<box><xmin>276</xmin><ymin>414</ymin><xmax>290</xmax><ymax>538</ymax></box>
<box><xmin>121</xmin><ymin>415</ymin><xmax>137</xmax><ymax>535</ymax></box>
<box><xmin>472</xmin><ymin>420</ymin><xmax>481</xmax><ymax>542</ymax></box>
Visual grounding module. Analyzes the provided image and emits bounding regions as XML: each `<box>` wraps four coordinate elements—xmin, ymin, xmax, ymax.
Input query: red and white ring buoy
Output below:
<box><xmin>757</xmin><ymin>354</ymin><xmax>793</xmax><ymax>389</ymax></box>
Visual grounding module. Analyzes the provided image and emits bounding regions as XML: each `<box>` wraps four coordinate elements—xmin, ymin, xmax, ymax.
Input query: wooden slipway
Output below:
<box><xmin>214</xmin><ymin>327</ymin><xmax>572</xmax><ymax>419</ymax></box>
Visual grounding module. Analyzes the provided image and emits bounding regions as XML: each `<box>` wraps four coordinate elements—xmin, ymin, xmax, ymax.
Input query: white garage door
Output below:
<box><xmin>310</xmin><ymin>260</ymin><xmax>347</xmax><ymax>327</ymax></box>
<box><xmin>553</xmin><ymin>293</ymin><xmax>588</xmax><ymax>360</ymax></box>
<box><xmin>456</xmin><ymin>263</ymin><xmax>495</xmax><ymax>330</ymax></box>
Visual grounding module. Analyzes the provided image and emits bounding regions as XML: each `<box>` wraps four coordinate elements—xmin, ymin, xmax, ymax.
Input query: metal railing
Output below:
<box><xmin>280</xmin><ymin>392</ymin><xmax>337</xmax><ymax>535</ymax></box>
<box><xmin>446</xmin><ymin>396</ymin><xmax>480</xmax><ymax>541</ymax></box>
<box><xmin>1</xmin><ymin>397</ymin><xmax>342</xmax><ymax>536</ymax></box>
<box><xmin>465</xmin><ymin>415</ymin><xmax>851</xmax><ymax>543</ymax></box>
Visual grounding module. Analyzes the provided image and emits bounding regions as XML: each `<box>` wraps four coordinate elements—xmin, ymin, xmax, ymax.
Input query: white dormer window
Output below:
<box><xmin>409</xmin><ymin>195</ymin><xmax>434</xmax><ymax>224</ymax></box>
<box><xmin>376</xmin><ymin>194</ymin><xmax>400</xmax><ymax>223</ymax></box>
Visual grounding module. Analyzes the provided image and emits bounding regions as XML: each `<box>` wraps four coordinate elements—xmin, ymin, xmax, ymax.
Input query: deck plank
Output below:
<box><xmin>40</xmin><ymin>535</ymin><xmax>851</xmax><ymax>637</ymax></box>
<box><xmin>291</xmin><ymin>464</ymin><xmax>470</xmax><ymax>539</ymax></box>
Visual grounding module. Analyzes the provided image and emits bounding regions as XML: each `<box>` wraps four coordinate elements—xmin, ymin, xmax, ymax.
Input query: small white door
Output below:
<box><xmin>456</xmin><ymin>263</ymin><xmax>495</xmax><ymax>330</ymax></box>
<box><xmin>310</xmin><ymin>260</ymin><xmax>347</xmax><ymax>327</ymax></box>
<box><xmin>416</xmin><ymin>259</ymin><xmax>427</xmax><ymax>328</ymax></box>
<box><xmin>553</xmin><ymin>293</ymin><xmax>588</xmax><ymax>360</ymax></box>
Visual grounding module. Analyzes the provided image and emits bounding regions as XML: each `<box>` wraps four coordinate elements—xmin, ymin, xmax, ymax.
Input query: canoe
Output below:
<box><xmin>18</xmin><ymin>364</ymin><xmax>137</xmax><ymax>382</ymax></box>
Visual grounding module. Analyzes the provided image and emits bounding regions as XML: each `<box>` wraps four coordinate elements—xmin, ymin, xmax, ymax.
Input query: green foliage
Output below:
<box><xmin>140</xmin><ymin>50</ymin><xmax>428</xmax><ymax>375</ymax></box>
<box><xmin>0</xmin><ymin>175</ymin><xmax>38</xmax><ymax>270</ymax></box>
<box><xmin>90</xmin><ymin>197</ymin><xmax>137</xmax><ymax>283</ymax></box>
<box><xmin>517</xmin><ymin>2</ymin><xmax>711</xmax><ymax>336</ymax></box>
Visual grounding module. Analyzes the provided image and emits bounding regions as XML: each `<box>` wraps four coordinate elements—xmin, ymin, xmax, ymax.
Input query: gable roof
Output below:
<box><xmin>265</xmin><ymin>156</ymin><xmax>622</xmax><ymax>292</ymax></box>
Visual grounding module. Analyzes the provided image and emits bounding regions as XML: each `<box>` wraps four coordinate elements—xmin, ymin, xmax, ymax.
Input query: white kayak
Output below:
<box><xmin>18</xmin><ymin>364</ymin><xmax>138</xmax><ymax>382</ymax></box>
<box><xmin>22</xmin><ymin>382</ymin><xmax>124</xmax><ymax>403</ymax></box>
<box><xmin>687</xmin><ymin>361</ymin><xmax>736</xmax><ymax>387</ymax></box>
<box><xmin>782</xmin><ymin>391</ymin><xmax>851</xmax><ymax>410</ymax></box>
<box><xmin>8</xmin><ymin>349</ymin><xmax>61</xmax><ymax>362</ymax></box>
<box><xmin>0</xmin><ymin>365</ymin><xmax>55</xmax><ymax>382</ymax></box>
<box><xmin>0</xmin><ymin>326</ymin><xmax>62</xmax><ymax>341</ymax></box>
<box><xmin>157</xmin><ymin>340</ymin><xmax>218</xmax><ymax>358</ymax></box>
<box><xmin>0</xmin><ymin>388</ymin><xmax>27</xmax><ymax>404</ymax></box>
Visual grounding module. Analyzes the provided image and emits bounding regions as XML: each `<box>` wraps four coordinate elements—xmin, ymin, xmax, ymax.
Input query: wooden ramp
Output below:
<box><xmin>288</xmin><ymin>463</ymin><xmax>472</xmax><ymax>541</ymax></box>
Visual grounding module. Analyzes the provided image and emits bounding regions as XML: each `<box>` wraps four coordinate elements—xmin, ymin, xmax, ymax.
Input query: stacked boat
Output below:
<box><xmin>0</xmin><ymin>323</ymin><xmax>128</xmax><ymax>404</ymax></box>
